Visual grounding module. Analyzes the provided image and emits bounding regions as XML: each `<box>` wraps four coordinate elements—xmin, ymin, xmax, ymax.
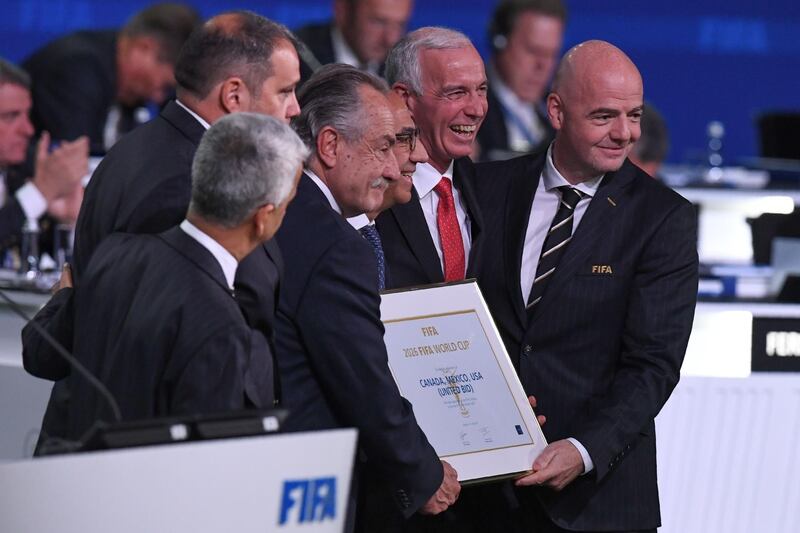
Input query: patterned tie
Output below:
<box><xmin>527</xmin><ymin>186</ymin><xmax>584</xmax><ymax>309</ymax></box>
<box><xmin>359</xmin><ymin>224</ymin><xmax>386</xmax><ymax>291</ymax></box>
<box><xmin>434</xmin><ymin>177</ymin><xmax>466</xmax><ymax>282</ymax></box>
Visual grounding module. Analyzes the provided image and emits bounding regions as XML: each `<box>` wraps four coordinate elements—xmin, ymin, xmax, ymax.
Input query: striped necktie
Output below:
<box><xmin>527</xmin><ymin>186</ymin><xmax>584</xmax><ymax>309</ymax></box>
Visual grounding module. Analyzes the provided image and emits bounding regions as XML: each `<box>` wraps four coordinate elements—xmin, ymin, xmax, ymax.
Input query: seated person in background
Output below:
<box><xmin>477</xmin><ymin>0</ymin><xmax>566</xmax><ymax>161</ymax></box>
<box><xmin>295</xmin><ymin>0</ymin><xmax>413</xmax><ymax>80</ymax></box>
<box><xmin>67</xmin><ymin>113</ymin><xmax>307</xmax><ymax>441</ymax></box>
<box><xmin>0</xmin><ymin>58</ymin><xmax>87</xmax><ymax>251</ymax></box>
<box><xmin>23</xmin><ymin>3</ymin><xmax>200</xmax><ymax>154</ymax></box>
<box><xmin>629</xmin><ymin>102</ymin><xmax>670</xmax><ymax>178</ymax></box>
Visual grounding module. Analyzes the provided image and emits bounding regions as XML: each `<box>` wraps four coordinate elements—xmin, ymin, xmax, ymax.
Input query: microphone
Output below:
<box><xmin>0</xmin><ymin>288</ymin><xmax>122</xmax><ymax>424</ymax></box>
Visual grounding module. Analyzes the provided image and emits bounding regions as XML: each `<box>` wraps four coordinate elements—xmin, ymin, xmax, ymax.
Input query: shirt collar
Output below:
<box><xmin>413</xmin><ymin>160</ymin><xmax>455</xmax><ymax>198</ymax></box>
<box><xmin>305</xmin><ymin>169</ymin><xmax>342</xmax><ymax>215</ymax></box>
<box><xmin>179</xmin><ymin>219</ymin><xmax>238</xmax><ymax>289</ymax></box>
<box><xmin>175</xmin><ymin>99</ymin><xmax>211</xmax><ymax>130</ymax></box>
<box><xmin>542</xmin><ymin>143</ymin><xmax>604</xmax><ymax>198</ymax></box>
<box><xmin>347</xmin><ymin>214</ymin><xmax>371</xmax><ymax>230</ymax></box>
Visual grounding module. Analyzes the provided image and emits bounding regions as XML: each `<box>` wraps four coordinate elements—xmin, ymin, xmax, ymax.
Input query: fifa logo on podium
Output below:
<box><xmin>279</xmin><ymin>477</ymin><xmax>337</xmax><ymax>525</ymax></box>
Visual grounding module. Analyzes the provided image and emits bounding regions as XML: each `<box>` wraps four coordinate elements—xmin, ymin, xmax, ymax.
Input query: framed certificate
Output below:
<box><xmin>380</xmin><ymin>280</ymin><xmax>547</xmax><ymax>483</ymax></box>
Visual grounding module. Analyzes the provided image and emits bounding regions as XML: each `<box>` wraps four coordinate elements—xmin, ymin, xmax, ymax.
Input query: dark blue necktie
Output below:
<box><xmin>359</xmin><ymin>224</ymin><xmax>386</xmax><ymax>291</ymax></box>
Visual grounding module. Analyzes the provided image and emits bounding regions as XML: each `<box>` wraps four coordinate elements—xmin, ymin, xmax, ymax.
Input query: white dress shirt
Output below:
<box><xmin>413</xmin><ymin>161</ymin><xmax>472</xmax><ymax>274</ymax></box>
<box><xmin>347</xmin><ymin>213</ymin><xmax>370</xmax><ymax>231</ymax></box>
<box><xmin>179</xmin><ymin>219</ymin><xmax>237</xmax><ymax>290</ymax></box>
<box><xmin>0</xmin><ymin>169</ymin><xmax>48</xmax><ymax>224</ymax></box>
<box><xmin>519</xmin><ymin>144</ymin><xmax>604</xmax><ymax>475</ymax></box>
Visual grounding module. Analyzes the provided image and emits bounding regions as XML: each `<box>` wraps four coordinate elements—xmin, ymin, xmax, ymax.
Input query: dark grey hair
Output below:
<box><xmin>385</xmin><ymin>26</ymin><xmax>473</xmax><ymax>95</ymax></box>
<box><xmin>0</xmin><ymin>57</ymin><xmax>30</xmax><ymax>89</ymax></box>
<box><xmin>175</xmin><ymin>10</ymin><xmax>298</xmax><ymax>99</ymax></box>
<box><xmin>190</xmin><ymin>113</ymin><xmax>309</xmax><ymax>227</ymax></box>
<box><xmin>292</xmin><ymin>63</ymin><xmax>388</xmax><ymax>151</ymax></box>
<box><xmin>121</xmin><ymin>3</ymin><xmax>201</xmax><ymax>65</ymax></box>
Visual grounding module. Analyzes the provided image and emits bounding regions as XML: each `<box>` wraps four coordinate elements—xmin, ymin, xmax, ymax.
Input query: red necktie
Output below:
<box><xmin>434</xmin><ymin>177</ymin><xmax>465</xmax><ymax>281</ymax></box>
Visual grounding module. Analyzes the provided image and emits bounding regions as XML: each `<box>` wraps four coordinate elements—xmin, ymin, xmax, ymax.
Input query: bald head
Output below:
<box><xmin>546</xmin><ymin>40</ymin><xmax>644</xmax><ymax>183</ymax></box>
<box><xmin>552</xmin><ymin>40</ymin><xmax>642</xmax><ymax>102</ymax></box>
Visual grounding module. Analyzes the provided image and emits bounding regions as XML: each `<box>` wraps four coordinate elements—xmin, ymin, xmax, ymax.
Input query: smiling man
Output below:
<box><xmin>472</xmin><ymin>40</ymin><xmax>698</xmax><ymax>532</ymax></box>
<box><xmin>377</xmin><ymin>27</ymin><xmax>487</xmax><ymax>290</ymax></box>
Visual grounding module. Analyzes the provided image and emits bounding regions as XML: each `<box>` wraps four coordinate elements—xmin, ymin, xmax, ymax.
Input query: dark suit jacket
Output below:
<box><xmin>476</xmin><ymin>86</ymin><xmax>554</xmax><ymax>162</ymax></box>
<box><xmin>375</xmin><ymin>158</ymin><xmax>483</xmax><ymax>289</ymax></box>
<box><xmin>67</xmin><ymin>227</ymin><xmax>272</xmax><ymax>439</ymax></box>
<box><xmin>23</xmin><ymin>30</ymin><xmax>148</xmax><ymax>154</ymax></box>
<box><xmin>472</xmin><ymin>153</ymin><xmax>698</xmax><ymax>530</ymax></box>
<box><xmin>274</xmin><ymin>174</ymin><xmax>442</xmax><ymax>519</ymax></box>
<box><xmin>25</xmin><ymin>101</ymin><xmax>282</xmax><ymax>449</ymax></box>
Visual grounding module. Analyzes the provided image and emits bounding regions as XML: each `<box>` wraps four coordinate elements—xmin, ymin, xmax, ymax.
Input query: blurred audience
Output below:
<box><xmin>0</xmin><ymin>58</ymin><xmax>87</xmax><ymax>252</ymax></box>
<box><xmin>477</xmin><ymin>0</ymin><xmax>566</xmax><ymax>161</ymax></box>
<box><xmin>630</xmin><ymin>102</ymin><xmax>670</xmax><ymax>178</ymax></box>
<box><xmin>23</xmin><ymin>3</ymin><xmax>200</xmax><ymax>154</ymax></box>
<box><xmin>295</xmin><ymin>0</ymin><xmax>414</xmax><ymax>80</ymax></box>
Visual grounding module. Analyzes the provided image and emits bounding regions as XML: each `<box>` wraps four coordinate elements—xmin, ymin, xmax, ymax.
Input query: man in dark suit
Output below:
<box><xmin>477</xmin><ymin>0</ymin><xmax>565</xmax><ymax>161</ymax></box>
<box><xmin>376</xmin><ymin>27</ymin><xmax>487</xmax><ymax>290</ymax></box>
<box><xmin>0</xmin><ymin>58</ymin><xmax>87</xmax><ymax>251</ymax></box>
<box><xmin>276</xmin><ymin>64</ymin><xmax>459</xmax><ymax>530</ymax></box>
<box><xmin>67</xmin><ymin>112</ymin><xmax>307</xmax><ymax>440</ymax></box>
<box><xmin>473</xmin><ymin>40</ymin><xmax>698</xmax><ymax>532</ymax></box>
<box><xmin>294</xmin><ymin>0</ymin><xmax>413</xmax><ymax>81</ymax></box>
<box><xmin>23</xmin><ymin>11</ymin><xmax>302</xmax><ymax>451</ymax></box>
<box><xmin>23</xmin><ymin>3</ymin><xmax>200</xmax><ymax>154</ymax></box>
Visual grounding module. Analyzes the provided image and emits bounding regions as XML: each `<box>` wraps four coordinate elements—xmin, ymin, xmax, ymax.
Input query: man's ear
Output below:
<box><xmin>220</xmin><ymin>77</ymin><xmax>248</xmax><ymax>113</ymax></box>
<box><xmin>253</xmin><ymin>203</ymin><xmax>277</xmax><ymax>241</ymax></box>
<box><xmin>546</xmin><ymin>92</ymin><xmax>563</xmax><ymax>131</ymax></box>
<box><xmin>316</xmin><ymin>126</ymin><xmax>340</xmax><ymax>169</ymax></box>
<box><xmin>392</xmin><ymin>83</ymin><xmax>413</xmax><ymax>109</ymax></box>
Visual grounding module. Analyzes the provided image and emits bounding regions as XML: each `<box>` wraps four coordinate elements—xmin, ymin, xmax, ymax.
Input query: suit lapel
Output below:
<box><xmin>158</xmin><ymin>226</ymin><xmax>232</xmax><ymax>295</ymax></box>
<box><xmin>389</xmin><ymin>188</ymin><xmax>444</xmax><ymax>284</ymax></box>
<box><xmin>507</xmin><ymin>154</ymin><xmax>546</xmax><ymax>326</ymax></box>
<box><xmin>453</xmin><ymin>158</ymin><xmax>483</xmax><ymax>278</ymax></box>
<box><xmin>528</xmin><ymin>162</ymin><xmax>636</xmax><ymax>326</ymax></box>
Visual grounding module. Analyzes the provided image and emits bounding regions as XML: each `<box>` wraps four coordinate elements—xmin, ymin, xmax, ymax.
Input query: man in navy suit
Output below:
<box><xmin>68</xmin><ymin>113</ymin><xmax>307</xmax><ymax>439</ymax></box>
<box><xmin>275</xmin><ymin>64</ymin><xmax>459</xmax><ymax>531</ymax></box>
<box><xmin>473</xmin><ymin>40</ymin><xmax>698</xmax><ymax>532</ymax></box>
<box><xmin>376</xmin><ymin>27</ymin><xmax>487</xmax><ymax>290</ymax></box>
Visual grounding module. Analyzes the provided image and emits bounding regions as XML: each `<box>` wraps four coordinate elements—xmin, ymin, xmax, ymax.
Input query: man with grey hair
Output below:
<box><xmin>67</xmin><ymin>113</ymin><xmax>307</xmax><ymax>440</ymax></box>
<box><xmin>275</xmin><ymin>64</ymin><xmax>459</xmax><ymax>530</ymax></box>
<box><xmin>376</xmin><ymin>26</ymin><xmax>487</xmax><ymax>290</ymax></box>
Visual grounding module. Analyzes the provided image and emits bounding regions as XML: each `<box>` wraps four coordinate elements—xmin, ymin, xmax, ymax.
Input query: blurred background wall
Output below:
<box><xmin>2</xmin><ymin>0</ymin><xmax>799</xmax><ymax>165</ymax></box>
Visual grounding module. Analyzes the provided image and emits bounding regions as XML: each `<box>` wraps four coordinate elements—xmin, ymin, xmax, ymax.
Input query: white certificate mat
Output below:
<box><xmin>381</xmin><ymin>281</ymin><xmax>546</xmax><ymax>483</ymax></box>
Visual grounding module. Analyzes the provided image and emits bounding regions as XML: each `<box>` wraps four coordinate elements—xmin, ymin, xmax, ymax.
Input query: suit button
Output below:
<box><xmin>523</xmin><ymin>345</ymin><xmax>533</xmax><ymax>355</ymax></box>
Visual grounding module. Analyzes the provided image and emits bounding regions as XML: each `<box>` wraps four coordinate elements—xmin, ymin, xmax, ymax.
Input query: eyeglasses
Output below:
<box><xmin>395</xmin><ymin>128</ymin><xmax>420</xmax><ymax>152</ymax></box>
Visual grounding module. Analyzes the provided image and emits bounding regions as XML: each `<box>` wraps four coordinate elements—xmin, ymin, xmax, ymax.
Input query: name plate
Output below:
<box><xmin>752</xmin><ymin>317</ymin><xmax>800</xmax><ymax>372</ymax></box>
<box><xmin>380</xmin><ymin>281</ymin><xmax>546</xmax><ymax>483</ymax></box>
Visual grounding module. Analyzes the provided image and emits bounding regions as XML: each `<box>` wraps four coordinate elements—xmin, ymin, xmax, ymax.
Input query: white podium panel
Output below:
<box><xmin>0</xmin><ymin>429</ymin><xmax>357</xmax><ymax>533</ymax></box>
